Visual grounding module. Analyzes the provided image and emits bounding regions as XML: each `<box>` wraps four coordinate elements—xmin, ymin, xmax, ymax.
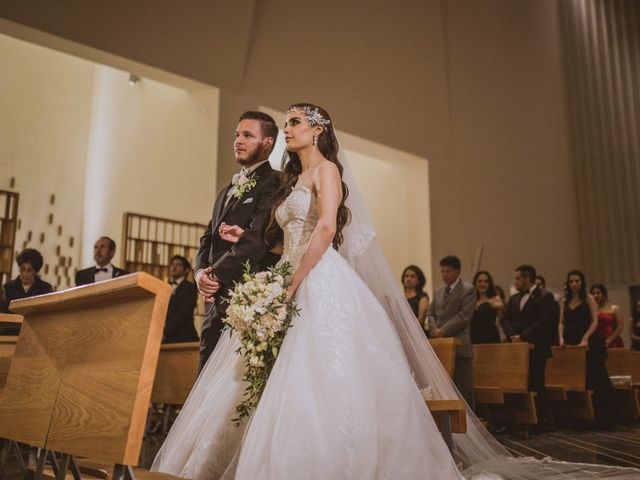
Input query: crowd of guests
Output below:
<box><xmin>0</xmin><ymin>236</ymin><xmax>198</xmax><ymax>344</ymax></box>
<box><xmin>1</xmin><ymin>238</ymin><xmax>638</xmax><ymax>429</ymax></box>
<box><xmin>404</xmin><ymin>257</ymin><xmax>639</xmax><ymax>430</ymax></box>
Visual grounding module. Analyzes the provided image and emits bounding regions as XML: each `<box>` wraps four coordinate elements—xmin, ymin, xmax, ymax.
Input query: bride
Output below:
<box><xmin>152</xmin><ymin>104</ymin><xmax>640</xmax><ymax>480</ymax></box>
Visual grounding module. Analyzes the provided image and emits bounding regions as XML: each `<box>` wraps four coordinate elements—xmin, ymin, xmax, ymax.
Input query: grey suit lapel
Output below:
<box><xmin>450</xmin><ymin>280</ymin><xmax>463</xmax><ymax>300</ymax></box>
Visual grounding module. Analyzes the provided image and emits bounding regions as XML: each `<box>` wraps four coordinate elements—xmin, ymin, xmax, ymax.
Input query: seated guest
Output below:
<box><xmin>590</xmin><ymin>284</ymin><xmax>624</xmax><ymax>348</ymax></box>
<box><xmin>559</xmin><ymin>271</ymin><xmax>615</xmax><ymax>429</ymax></box>
<box><xmin>402</xmin><ymin>265</ymin><xmax>430</xmax><ymax>330</ymax></box>
<box><xmin>470</xmin><ymin>271</ymin><xmax>504</xmax><ymax>344</ymax></box>
<box><xmin>427</xmin><ymin>255</ymin><xmax>476</xmax><ymax>407</ymax></box>
<box><xmin>502</xmin><ymin>264</ymin><xmax>556</xmax><ymax>429</ymax></box>
<box><xmin>1</xmin><ymin>248</ymin><xmax>53</xmax><ymax>334</ymax></box>
<box><xmin>164</xmin><ymin>255</ymin><xmax>199</xmax><ymax>344</ymax></box>
<box><xmin>75</xmin><ymin>236</ymin><xmax>128</xmax><ymax>286</ymax></box>
<box><xmin>631</xmin><ymin>300</ymin><xmax>640</xmax><ymax>351</ymax></box>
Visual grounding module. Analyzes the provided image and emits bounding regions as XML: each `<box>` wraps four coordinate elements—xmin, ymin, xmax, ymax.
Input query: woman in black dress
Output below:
<box><xmin>1</xmin><ymin>249</ymin><xmax>52</xmax><ymax>334</ymax></box>
<box><xmin>402</xmin><ymin>265</ymin><xmax>429</xmax><ymax>331</ymax></box>
<box><xmin>470</xmin><ymin>271</ymin><xmax>505</xmax><ymax>344</ymax></box>
<box><xmin>558</xmin><ymin>270</ymin><xmax>615</xmax><ymax>429</ymax></box>
<box><xmin>631</xmin><ymin>300</ymin><xmax>640</xmax><ymax>351</ymax></box>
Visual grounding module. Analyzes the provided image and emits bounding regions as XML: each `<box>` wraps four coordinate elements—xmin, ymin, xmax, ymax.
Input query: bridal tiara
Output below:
<box><xmin>286</xmin><ymin>106</ymin><xmax>331</xmax><ymax>127</ymax></box>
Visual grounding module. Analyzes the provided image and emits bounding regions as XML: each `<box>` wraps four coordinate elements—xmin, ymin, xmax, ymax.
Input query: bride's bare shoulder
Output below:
<box><xmin>313</xmin><ymin>160</ymin><xmax>340</xmax><ymax>183</ymax></box>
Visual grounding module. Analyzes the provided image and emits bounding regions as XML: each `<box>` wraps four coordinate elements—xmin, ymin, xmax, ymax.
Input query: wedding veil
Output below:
<box><xmin>336</xmin><ymin>150</ymin><xmax>639</xmax><ymax>479</ymax></box>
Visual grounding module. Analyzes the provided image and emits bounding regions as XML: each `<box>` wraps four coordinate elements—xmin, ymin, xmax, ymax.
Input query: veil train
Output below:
<box><xmin>337</xmin><ymin>150</ymin><xmax>639</xmax><ymax>480</ymax></box>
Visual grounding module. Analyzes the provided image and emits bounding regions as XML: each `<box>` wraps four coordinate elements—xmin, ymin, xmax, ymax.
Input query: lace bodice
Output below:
<box><xmin>275</xmin><ymin>186</ymin><xmax>318</xmax><ymax>270</ymax></box>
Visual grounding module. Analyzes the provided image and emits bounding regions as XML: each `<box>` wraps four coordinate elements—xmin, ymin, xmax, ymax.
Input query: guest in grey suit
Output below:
<box><xmin>427</xmin><ymin>255</ymin><xmax>476</xmax><ymax>408</ymax></box>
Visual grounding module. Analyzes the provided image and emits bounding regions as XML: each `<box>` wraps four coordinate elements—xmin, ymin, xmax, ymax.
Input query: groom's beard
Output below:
<box><xmin>237</xmin><ymin>144</ymin><xmax>267</xmax><ymax>167</ymax></box>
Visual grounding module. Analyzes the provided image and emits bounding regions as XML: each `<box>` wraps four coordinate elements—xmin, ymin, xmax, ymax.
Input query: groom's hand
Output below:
<box><xmin>431</xmin><ymin>328</ymin><xmax>445</xmax><ymax>338</ymax></box>
<box><xmin>196</xmin><ymin>266</ymin><xmax>220</xmax><ymax>302</ymax></box>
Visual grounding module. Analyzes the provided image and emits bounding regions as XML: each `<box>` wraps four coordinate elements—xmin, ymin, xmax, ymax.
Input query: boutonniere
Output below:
<box><xmin>232</xmin><ymin>169</ymin><xmax>259</xmax><ymax>199</ymax></box>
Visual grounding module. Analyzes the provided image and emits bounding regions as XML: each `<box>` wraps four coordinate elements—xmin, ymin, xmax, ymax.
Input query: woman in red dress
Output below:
<box><xmin>590</xmin><ymin>284</ymin><xmax>624</xmax><ymax>348</ymax></box>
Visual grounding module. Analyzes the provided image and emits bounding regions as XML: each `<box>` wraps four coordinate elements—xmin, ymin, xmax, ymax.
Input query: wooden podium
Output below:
<box><xmin>0</xmin><ymin>273</ymin><xmax>170</xmax><ymax>480</ymax></box>
<box><xmin>0</xmin><ymin>314</ymin><xmax>22</xmax><ymax>394</ymax></box>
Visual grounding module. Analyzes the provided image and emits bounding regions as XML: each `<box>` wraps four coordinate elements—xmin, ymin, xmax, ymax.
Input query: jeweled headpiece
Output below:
<box><xmin>286</xmin><ymin>106</ymin><xmax>331</xmax><ymax>127</ymax></box>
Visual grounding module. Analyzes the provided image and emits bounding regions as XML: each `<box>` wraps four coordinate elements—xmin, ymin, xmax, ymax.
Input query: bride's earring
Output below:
<box><xmin>313</xmin><ymin>135</ymin><xmax>317</xmax><ymax>146</ymax></box>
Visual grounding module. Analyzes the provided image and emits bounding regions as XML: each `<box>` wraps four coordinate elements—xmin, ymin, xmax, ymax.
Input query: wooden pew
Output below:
<box><xmin>473</xmin><ymin>343</ymin><xmax>538</xmax><ymax>425</ymax></box>
<box><xmin>545</xmin><ymin>346</ymin><xmax>594</xmax><ymax>420</ymax></box>
<box><xmin>0</xmin><ymin>273</ymin><xmax>179</xmax><ymax>480</ymax></box>
<box><xmin>429</xmin><ymin>338</ymin><xmax>462</xmax><ymax>378</ymax></box>
<box><xmin>634</xmin><ymin>352</ymin><xmax>640</xmax><ymax>417</ymax></box>
<box><xmin>149</xmin><ymin>341</ymin><xmax>199</xmax><ymax>434</ymax></box>
<box><xmin>605</xmin><ymin>348</ymin><xmax>640</xmax><ymax>419</ymax></box>
<box><xmin>0</xmin><ymin>314</ymin><xmax>22</xmax><ymax>394</ymax></box>
<box><xmin>425</xmin><ymin>399</ymin><xmax>467</xmax><ymax>453</ymax></box>
<box><xmin>151</xmin><ymin>342</ymin><xmax>199</xmax><ymax>405</ymax></box>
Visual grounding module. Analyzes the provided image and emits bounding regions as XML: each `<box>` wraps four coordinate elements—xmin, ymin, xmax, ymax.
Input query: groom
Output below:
<box><xmin>195</xmin><ymin>111</ymin><xmax>281</xmax><ymax>373</ymax></box>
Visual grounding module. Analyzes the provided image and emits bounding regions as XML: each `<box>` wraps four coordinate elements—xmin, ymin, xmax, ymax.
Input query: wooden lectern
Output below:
<box><xmin>0</xmin><ymin>314</ymin><xmax>22</xmax><ymax>393</ymax></box>
<box><xmin>0</xmin><ymin>273</ymin><xmax>170</xmax><ymax>480</ymax></box>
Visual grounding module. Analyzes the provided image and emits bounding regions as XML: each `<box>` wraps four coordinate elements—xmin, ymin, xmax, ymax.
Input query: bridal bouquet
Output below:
<box><xmin>222</xmin><ymin>261</ymin><xmax>299</xmax><ymax>425</ymax></box>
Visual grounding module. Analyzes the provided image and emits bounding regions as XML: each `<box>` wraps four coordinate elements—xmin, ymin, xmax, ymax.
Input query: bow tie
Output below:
<box><xmin>231</xmin><ymin>167</ymin><xmax>250</xmax><ymax>186</ymax></box>
<box><xmin>95</xmin><ymin>267</ymin><xmax>108</xmax><ymax>273</ymax></box>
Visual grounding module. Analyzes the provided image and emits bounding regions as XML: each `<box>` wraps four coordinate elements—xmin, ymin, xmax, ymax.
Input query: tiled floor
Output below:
<box><xmin>3</xmin><ymin>425</ymin><xmax>640</xmax><ymax>478</ymax></box>
<box><xmin>498</xmin><ymin>425</ymin><xmax>640</xmax><ymax>469</ymax></box>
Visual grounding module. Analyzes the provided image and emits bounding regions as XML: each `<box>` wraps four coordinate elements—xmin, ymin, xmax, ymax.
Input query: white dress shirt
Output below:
<box><xmin>170</xmin><ymin>276</ymin><xmax>185</xmax><ymax>294</ymax></box>
<box><xmin>519</xmin><ymin>284</ymin><xmax>537</xmax><ymax>310</ymax></box>
<box><xmin>445</xmin><ymin>277</ymin><xmax>461</xmax><ymax>296</ymax></box>
<box><xmin>94</xmin><ymin>264</ymin><xmax>113</xmax><ymax>283</ymax></box>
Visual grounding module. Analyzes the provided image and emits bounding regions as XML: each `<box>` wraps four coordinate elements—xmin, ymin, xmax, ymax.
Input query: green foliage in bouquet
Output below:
<box><xmin>222</xmin><ymin>260</ymin><xmax>299</xmax><ymax>425</ymax></box>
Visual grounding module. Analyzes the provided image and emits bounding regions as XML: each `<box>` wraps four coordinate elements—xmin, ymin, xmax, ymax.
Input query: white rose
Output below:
<box><xmin>255</xmin><ymin>271</ymin><xmax>268</xmax><ymax>284</ymax></box>
<box><xmin>276</xmin><ymin>305</ymin><xmax>288</xmax><ymax>321</ymax></box>
<box><xmin>256</xmin><ymin>328</ymin><xmax>268</xmax><ymax>341</ymax></box>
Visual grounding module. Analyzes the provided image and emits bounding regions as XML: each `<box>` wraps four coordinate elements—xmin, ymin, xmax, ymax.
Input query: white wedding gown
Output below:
<box><xmin>152</xmin><ymin>185</ymin><xmax>463</xmax><ymax>479</ymax></box>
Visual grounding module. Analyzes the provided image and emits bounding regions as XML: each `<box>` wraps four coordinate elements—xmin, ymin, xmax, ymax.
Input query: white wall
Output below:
<box><xmin>0</xmin><ymin>33</ymin><xmax>94</xmax><ymax>288</ymax></box>
<box><xmin>82</xmin><ymin>65</ymin><xmax>218</xmax><ymax>267</ymax></box>
<box><xmin>0</xmin><ymin>33</ymin><xmax>219</xmax><ymax>288</ymax></box>
<box><xmin>341</xmin><ymin>136</ymin><xmax>432</xmax><ymax>296</ymax></box>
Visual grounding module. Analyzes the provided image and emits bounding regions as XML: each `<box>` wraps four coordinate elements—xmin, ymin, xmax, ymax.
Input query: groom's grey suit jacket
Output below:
<box><xmin>427</xmin><ymin>279</ymin><xmax>476</xmax><ymax>358</ymax></box>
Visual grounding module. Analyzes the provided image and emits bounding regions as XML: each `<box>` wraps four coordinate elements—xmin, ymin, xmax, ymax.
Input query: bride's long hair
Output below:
<box><xmin>266</xmin><ymin>103</ymin><xmax>350</xmax><ymax>249</ymax></box>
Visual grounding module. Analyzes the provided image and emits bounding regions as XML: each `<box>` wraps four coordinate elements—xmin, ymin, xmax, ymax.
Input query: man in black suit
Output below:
<box><xmin>163</xmin><ymin>255</ymin><xmax>199</xmax><ymax>344</ymax></box>
<box><xmin>75</xmin><ymin>236</ymin><xmax>129</xmax><ymax>286</ymax></box>
<box><xmin>502</xmin><ymin>264</ymin><xmax>557</xmax><ymax>428</ymax></box>
<box><xmin>195</xmin><ymin>111</ymin><xmax>281</xmax><ymax>372</ymax></box>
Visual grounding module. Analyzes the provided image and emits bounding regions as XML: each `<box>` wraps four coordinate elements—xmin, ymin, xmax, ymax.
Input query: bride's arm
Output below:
<box><xmin>220</xmin><ymin>223</ymin><xmax>283</xmax><ymax>254</ymax></box>
<box><xmin>288</xmin><ymin>162</ymin><xmax>342</xmax><ymax>297</ymax></box>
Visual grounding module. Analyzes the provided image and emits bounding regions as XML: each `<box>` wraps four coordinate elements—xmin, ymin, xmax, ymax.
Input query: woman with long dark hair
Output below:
<box><xmin>153</xmin><ymin>104</ymin><xmax>462</xmax><ymax>479</ymax></box>
<box><xmin>470</xmin><ymin>271</ymin><xmax>504</xmax><ymax>344</ymax></box>
<box><xmin>401</xmin><ymin>265</ymin><xmax>429</xmax><ymax>329</ymax></box>
<box><xmin>590</xmin><ymin>284</ymin><xmax>624</xmax><ymax>348</ymax></box>
<box><xmin>154</xmin><ymin>107</ymin><xmax>640</xmax><ymax>479</ymax></box>
<box><xmin>631</xmin><ymin>300</ymin><xmax>640</xmax><ymax>351</ymax></box>
<box><xmin>559</xmin><ymin>270</ymin><xmax>615</xmax><ymax>429</ymax></box>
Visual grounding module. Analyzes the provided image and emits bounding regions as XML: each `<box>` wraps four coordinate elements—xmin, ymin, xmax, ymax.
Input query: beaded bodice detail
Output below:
<box><xmin>275</xmin><ymin>186</ymin><xmax>318</xmax><ymax>270</ymax></box>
